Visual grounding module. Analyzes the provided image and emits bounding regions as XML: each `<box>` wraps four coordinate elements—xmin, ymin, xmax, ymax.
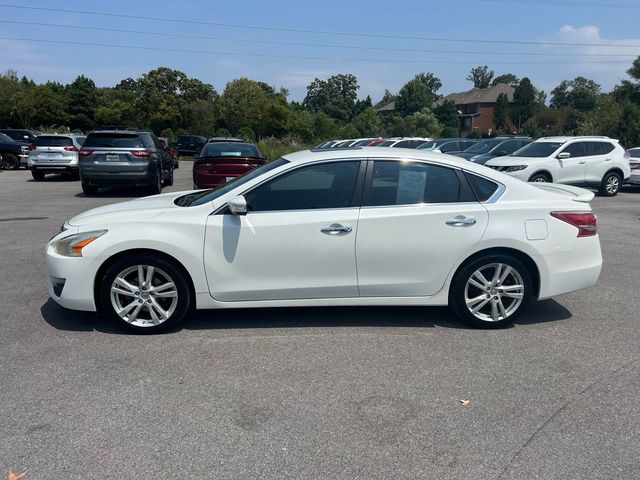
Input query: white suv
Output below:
<box><xmin>485</xmin><ymin>136</ymin><xmax>631</xmax><ymax>196</ymax></box>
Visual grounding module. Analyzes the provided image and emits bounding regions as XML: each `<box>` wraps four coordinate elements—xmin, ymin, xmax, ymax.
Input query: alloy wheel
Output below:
<box><xmin>464</xmin><ymin>263</ymin><xmax>525</xmax><ymax>322</ymax></box>
<box><xmin>110</xmin><ymin>265</ymin><xmax>178</xmax><ymax>327</ymax></box>
<box><xmin>605</xmin><ymin>175</ymin><xmax>620</xmax><ymax>195</ymax></box>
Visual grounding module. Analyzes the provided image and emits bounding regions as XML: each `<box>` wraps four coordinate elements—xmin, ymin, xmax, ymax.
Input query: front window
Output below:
<box><xmin>512</xmin><ymin>142</ymin><xmax>564</xmax><ymax>158</ymax></box>
<box><xmin>201</xmin><ymin>142</ymin><xmax>260</xmax><ymax>158</ymax></box>
<box><xmin>176</xmin><ymin>159</ymin><xmax>289</xmax><ymax>207</ymax></box>
<box><xmin>365</xmin><ymin>161</ymin><xmax>473</xmax><ymax>206</ymax></box>
<box><xmin>244</xmin><ymin>161</ymin><xmax>361</xmax><ymax>212</ymax></box>
<box><xmin>464</xmin><ymin>140</ymin><xmax>501</xmax><ymax>154</ymax></box>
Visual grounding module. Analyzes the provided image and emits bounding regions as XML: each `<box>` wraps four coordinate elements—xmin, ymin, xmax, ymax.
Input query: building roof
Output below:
<box><xmin>440</xmin><ymin>83</ymin><xmax>515</xmax><ymax>106</ymax></box>
<box><xmin>376</xmin><ymin>101</ymin><xmax>396</xmax><ymax>113</ymax></box>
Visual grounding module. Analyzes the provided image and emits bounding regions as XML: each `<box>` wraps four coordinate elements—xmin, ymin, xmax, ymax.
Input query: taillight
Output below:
<box><xmin>78</xmin><ymin>150</ymin><xmax>93</xmax><ymax>157</ymax></box>
<box><xmin>550</xmin><ymin>211</ymin><xmax>597</xmax><ymax>237</ymax></box>
<box><xmin>28</xmin><ymin>143</ymin><xmax>36</xmax><ymax>151</ymax></box>
<box><xmin>64</xmin><ymin>145</ymin><xmax>79</xmax><ymax>152</ymax></box>
<box><xmin>130</xmin><ymin>150</ymin><xmax>153</xmax><ymax>157</ymax></box>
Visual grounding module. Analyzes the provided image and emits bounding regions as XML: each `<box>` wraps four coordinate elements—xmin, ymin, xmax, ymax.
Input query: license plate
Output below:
<box><xmin>44</xmin><ymin>152</ymin><xmax>61</xmax><ymax>158</ymax></box>
<box><xmin>225</xmin><ymin>176</ymin><xmax>235</xmax><ymax>183</ymax></box>
<box><xmin>106</xmin><ymin>154</ymin><xmax>120</xmax><ymax>162</ymax></box>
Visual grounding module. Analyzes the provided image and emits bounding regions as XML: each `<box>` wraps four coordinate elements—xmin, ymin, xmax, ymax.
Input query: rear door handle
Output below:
<box><xmin>446</xmin><ymin>216</ymin><xmax>477</xmax><ymax>227</ymax></box>
<box><xmin>321</xmin><ymin>223</ymin><xmax>353</xmax><ymax>235</ymax></box>
<box><xmin>605</xmin><ymin>158</ymin><xmax>612</xmax><ymax>162</ymax></box>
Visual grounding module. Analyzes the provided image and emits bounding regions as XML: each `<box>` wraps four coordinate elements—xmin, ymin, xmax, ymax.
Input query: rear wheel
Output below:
<box><xmin>164</xmin><ymin>166</ymin><xmax>174</xmax><ymax>186</ymax></box>
<box><xmin>149</xmin><ymin>168</ymin><xmax>162</xmax><ymax>194</ymax></box>
<box><xmin>2</xmin><ymin>153</ymin><xmax>20</xmax><ymax>170</ymax></box>
<box><xmin>450</xmin><ymin>254</ymin><xmax>533</xmax><ymax>329</ymax></box>
<box><xmin>599</xmin><ymin>171</ymin><xmax>621</xmax><ymax>197</ymax></box>
<box><xmin>99</xmin><ymin>254</ymin><xmax>191</xmax><ymax>333</ymax></box>
<box><xmin>529</xmin><ymin>172</ymin><xmax>550</xmax><ymax>183</ymax></box>
<box><xmin>82</xmin><ymin>182</ymin><xmax>98</xmax><ymax>195</ymax></box>
<box><xmin>31</xmin><ymin>170</ymin><xmax>45</xmax><ymax>181</ymax></box>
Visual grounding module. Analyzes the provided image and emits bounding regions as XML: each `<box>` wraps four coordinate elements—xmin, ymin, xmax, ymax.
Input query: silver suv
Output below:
<box><xmin>28</xmin><ymin>134</ymin><xmax>86</xmax><ymax>180</ymax></box>
<box><xmin>79</xmin><ymin>130</ymin><xmax>174</xmax><ymax>196</ymax></box>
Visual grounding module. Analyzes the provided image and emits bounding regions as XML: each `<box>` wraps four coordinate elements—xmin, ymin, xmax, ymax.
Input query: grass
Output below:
<box><xmin>256</xmin><ymin>138</ymin><xmax>315</xmax><ymax>161</ymax></box>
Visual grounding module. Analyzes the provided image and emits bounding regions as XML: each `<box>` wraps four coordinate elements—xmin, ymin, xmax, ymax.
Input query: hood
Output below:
<box><xmin>485</xmin><ymin>155</ymin><xmax>529</xmax><ymax>166</ymax></box>
<box><xmin>68</xmin><ymin>190</ymin><xmax>188</xmax><ymax>226</ymax></box>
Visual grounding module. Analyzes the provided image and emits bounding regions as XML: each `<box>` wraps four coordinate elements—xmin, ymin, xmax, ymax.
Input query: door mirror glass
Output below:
<box><xmin>557</xmin><ymin>152</ymin><xmax>571</xmax><ymax>159</ymax></box>
<box><xmin>228</xmin><ymin>195</ymin><xmax>247</xmax><ymax>215</ymax></box>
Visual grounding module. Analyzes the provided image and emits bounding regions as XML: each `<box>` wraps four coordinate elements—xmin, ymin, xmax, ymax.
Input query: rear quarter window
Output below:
<box><xmin>465</xmin><ymin>172</ymin><xmax>500</xmax><ymax>201</ymax></box>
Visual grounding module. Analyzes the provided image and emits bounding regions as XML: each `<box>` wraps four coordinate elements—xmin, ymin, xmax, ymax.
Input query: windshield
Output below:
<box><xmin>512</xmin><ymin>142</ymin><xmax>564</xmax><ymax>157</ymax></box>
<box><xmin>464</xmin><ymin>139</ymin><xmax>502</xmax><ymax>154</ymax></box>
<box><xmin>377</xmin><ymin>140</ymin><xmax>396</xmax><ymax>147</ymax></box>
<box><xmin>83</xmin><ymin>133</ymin><xmax>143</xmax><ymax>148</ymax></box>
<box><xmin>417</xmin><ymin>140</ymin><xmax>447</xmax><ymax>150</ymax></box>
<box><xmin>176</xmin><ymin>158</ymin><xmax>289</xmax><ymax>207</ymax></box>
<box><xmin>201</xmin><ymin>142</ymin><xmax>259</xmax><ymax>158</ymax></box>
<box><xmin>0</xmin><ymin>133</ymin><xmax>14</xmax><ymax>143</ymax></box>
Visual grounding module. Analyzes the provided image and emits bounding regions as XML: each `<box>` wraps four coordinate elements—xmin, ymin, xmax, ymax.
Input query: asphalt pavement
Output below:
<box><xmin>0</xmin><ymin>163</ymin><xmax>638</xmax><ymax>479</ymax></box>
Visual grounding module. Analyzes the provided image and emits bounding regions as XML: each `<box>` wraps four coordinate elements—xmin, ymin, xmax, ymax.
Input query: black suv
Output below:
<box><xmin>0</xmin><ymin>132</ymin><xmax>28</xmax><ymax>169</ymax></box>
<box><xmin>175</xmin><ymin>135</ymin><xmax>207</xmax><ymax>156</ymax></box>
<box><xmin>79</xmin><ymin>130</ymin><xmax>174</xmax><ymax>196</ymax></box>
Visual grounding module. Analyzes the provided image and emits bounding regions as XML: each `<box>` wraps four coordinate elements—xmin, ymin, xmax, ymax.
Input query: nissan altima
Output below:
<box><xmin>45</xmin><ymin>147</ymin><xmax>602</xmax><ymax>333</ymax></box>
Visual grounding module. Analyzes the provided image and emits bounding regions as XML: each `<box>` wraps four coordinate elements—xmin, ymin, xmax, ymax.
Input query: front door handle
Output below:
<box><xmin>321</xmin><ymin>223</ymin><xmax>353</xmax><ymax>235</ymax></box>
<box><xmin>579</xmin><ymin>161</ymin><xmax>586</xmax><ymax>164</ymax></box>
<box><xmin>446</xmin><ymin>216</ymin><xmax>477</xmax><ymax>227</ymax></box>
<box><xmin>605</xmin><ymin>158</ymin><xmax>612</xmax><ymax>162</ymax></box>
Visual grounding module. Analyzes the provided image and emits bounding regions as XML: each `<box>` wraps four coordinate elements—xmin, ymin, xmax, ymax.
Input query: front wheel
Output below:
<box><xmin>31</xmin><ymin>170</ymin><xmax>45</xmax><ymax>181</ymax></box>
<box><xmin>450</xmin><ymin>254</ymin><xmax>533</xmax><ymax>329</ymax></box>
<box><xmin>2</xmin><ymin>153</ymin><xmax>20</xmax><ymax>170</ymax></box>
<box><xmin>99</xmin><ymin>254</ymin><xmax>191</xmax><ymax>333</ymax></box>
<box><xmin>82</xmin><ymin>182</ymin><xmax>98</xmax><ymax>195</ymax></box>
<box><xmin>528</xmin><ymin>173</ymin><xmax>550</xmax><ymax>183</ymax></box>
<box><xmin>599</xmin><ymin>171</ymin><xmax>621</xmax><ymax>197</ymax></box>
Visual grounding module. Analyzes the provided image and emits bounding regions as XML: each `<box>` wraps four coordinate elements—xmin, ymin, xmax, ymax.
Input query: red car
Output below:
<box><xmin>193</xmin><ymin>141</ymin><xmax>267</xmax><ymax>189</ymax></box>
<box><xmin>367</xmin><ymin>138</ymin><xmax>388</xmax><ymax>146</ymax></box>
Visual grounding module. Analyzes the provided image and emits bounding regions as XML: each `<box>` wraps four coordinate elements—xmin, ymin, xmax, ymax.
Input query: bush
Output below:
<box><xmin>215</xmin><ymin>128</ymin><xmax>231</xmax><ymax>137</ymax></box>
<box><xmin>160</xmin><ymin>128</ymin><xmax>176</xmax><ymax>141</ymax></box>
<box><xmin>257</xmin><ymin>137</ymin><xmax>314</xmax><ymax>161</ymax></box>
<box><xmin>236</xmin><ymin>126</ymin><xmax>256</xmax><ymax>142</ymax></box>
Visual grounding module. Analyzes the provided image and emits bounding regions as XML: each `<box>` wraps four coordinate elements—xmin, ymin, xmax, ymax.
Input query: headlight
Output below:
<box><xmin>53</xmin><ymin>230</ymin><xmax>107</xmax><ymax>257</ymax></box>
<box><xmin>504</xmin><ymin>165</ymin><xmax>527</xmax><ymax>172</ymax></box>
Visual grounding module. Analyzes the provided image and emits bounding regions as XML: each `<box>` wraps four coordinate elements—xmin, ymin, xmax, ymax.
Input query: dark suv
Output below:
<box><xmin>0</xmin><ymin>132</ymin><xmax>28</xmax><ymax>169</ymax></box>
<box><xmin>0</xmin><ymin>129</ymin><xmax>38</xmax><ymax>145</ymax></box>
<box><xmin>455</xmin><ymin>136</ymin><xmax>532</xmax><ymax>165</ymax></box>
<box><xmin>175</xmin><ymin>135</ymin><xmax>207</xmax><ymax>156</ymax></box>
<box><xmin>79</xmin><ymin>130</ymin><xmax>174</xmax><ymax>195</ymax></box>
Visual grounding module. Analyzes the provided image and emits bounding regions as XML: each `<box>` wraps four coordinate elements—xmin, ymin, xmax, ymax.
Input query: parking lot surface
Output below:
<box><xmin>1</xmin><ymin>164</ymin><xmax>638</xmax><ymax>479</ymax></box>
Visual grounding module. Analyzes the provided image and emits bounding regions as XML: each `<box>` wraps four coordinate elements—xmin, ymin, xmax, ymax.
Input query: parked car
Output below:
<box><xmin>314</xmin><ymin>140</ymin><xmax>340</xmax><ymax>149</ymax></box>
<box><xmin>367</xmin><ymin>138</ymin><xmax>389</xmax><ymax>146</ymax></box>
<box><xmin>628</xmin><ymin>148</ymin><xmax>640</xmax><ymax>186</ymax></box>
<box><xmin>332</xmin><ymin>139</ymin><xmax>357</xmax><ymax>148</ymax></box>
<box><xmin>174</xmin><ymin>135</ymin><xmax>207</xmax><ymax>156</ymax></box>
<box><xmin>375</xmin><ymin>137</ymin><xmax>433</xmax><ymax>148</ymax></box>
<box><xmin>417</xmin><ymin>138</ymin><xmax>478</xmax><ymax>154</ymax></box>
<box><xmin>46</xmin><ymin>147</ymin><xmax>602</xmax><ymax>333</ymax></box>
<box><xmin>207</xmin><ymin>137</ymin><xmax>244</xmax><ymax>144</ymax></box>
<box><xmin>456</xmin><ymin>137</ymin><xmax>532</xmax><ymax>164</ymax></box>
<box><xmin>28</xmin><ymin>134</ymin><xmax>86</xmax><ymax>180</ymax></box>
<box><xmin>0</xmin><ymin>128</ymin><xmax>38</xmax><ymax>144</ymax></box>
<box><xmin>78</xmin><ymin>130</ymin><xmax>174</xmax><ymax>196</ymax></box>
<box><xmin>485</xmin><ymin>137</ymin><xmax>631</xmax><ymax>196</ymax></box>
<box><xmin>159</xmin><ymin>137</ymin><xmax>179</xmax><ymax>169</ymax></box>
<box><xmin>0</xmin><ymin>132</ymin><xmax>28</xmax><ymax>169</ymax></box>
<box><xmin>193</xmin><ymin>141</ymin><xmax>266</xmax><ymax>189</ymax></box>
<box><xmin>351</xmin><ymin>138</ymin><xmax>379</xmax><ymax>147</ymax></box>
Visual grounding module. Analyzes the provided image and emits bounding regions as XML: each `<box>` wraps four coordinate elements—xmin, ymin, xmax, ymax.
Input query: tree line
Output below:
<box><xmin>1</xmin><ymin>58</ymin><xmax>640</xmax><ymax>147</ymax></box>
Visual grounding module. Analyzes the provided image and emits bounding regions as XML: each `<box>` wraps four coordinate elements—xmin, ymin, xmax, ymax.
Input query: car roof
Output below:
<box><xmin>207</xmin><ymin>137</ymin><xmax>243</xmax><ymax>143</ymax></box>
<box><xmin>535</xmin><ymin>136</ymin><xmax>614</xmax><ymax>142</ymax></box>
<box><xmin>89</xmin><ymin>130</ymin><xmax>141</xmax><ymax>135</ymax></box>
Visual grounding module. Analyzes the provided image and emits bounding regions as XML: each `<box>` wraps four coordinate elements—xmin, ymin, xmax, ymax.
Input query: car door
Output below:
<box><xmin>584</xmin><ymin>141</ymin><xmax>615</xmax><ymax>183</ymax></box>
<box><xmin>204</xmin><ymin>160</ymin><xmax>365</xmax><ymax>302</ymax></box>
<box><xmin>356</xmin><ymin>160</ymin><xmax>489</xmax><ymax>297</ymax></box>
<box><xmin>556</xmin><ymin>142</ymin><xmax>587</xmax><ymax>183</ymax></box>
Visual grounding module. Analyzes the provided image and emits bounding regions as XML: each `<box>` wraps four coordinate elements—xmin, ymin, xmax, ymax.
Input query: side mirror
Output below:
<box><xmin>557</xmin><ymin>152</ymin><xmax>571</xmax><ymax>159</ymax></box>
<box><xmin>228</xmin><ymin>195</ymin><xmax>247</xmax><ymax>216</ymax></box>
<box><xmin>260</xmin><ymin>154</ymin><xmax>268</xmax><ymax>161</ymax></box>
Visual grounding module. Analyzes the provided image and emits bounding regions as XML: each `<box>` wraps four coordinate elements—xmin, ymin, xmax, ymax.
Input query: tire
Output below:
<box><xmin>149</xmin><ymin>168</ymin><xmax>162</xmax><ymax>195</ymax></box>
<box><xmin>528</xmin><ymin>172</ymin><xmax>550</xmax><ymax>183</ymax></box>
<box><xmin>82</xmin><ymin>182</ymin><xmax>98</xmax><ymax>196</ymax></box>
<box><xmin>31</xmin><ymin>170</ymin><xmax>45</xmax><ymax>181</ymax></box>
<box><xmin>99</xmin><ymin>253</ymin><xmax>191</xmax><ymax>333</ymax></box>
<box><xmin>2</xmin><ymin>153</ymin><xmax>20</xmax><ymax>170</ymax></box>
<box><xmin>164</xmin><ymin>166</ymin><xmax>174</xmax><ymax>186</ymax></box>
<box><xmin>450</xmin><ymin>254</ymin><xmax>533</xmax><ymax>329</ymax></box>
<box><xmin>598</xmin><ymin>171</ymin><xmax>622</xmax><ymax>197</ymax></box>
<box><xmin>174</xmin><ymin>160</ymin><xmax>179</xmax><ymax>169</ymax></box>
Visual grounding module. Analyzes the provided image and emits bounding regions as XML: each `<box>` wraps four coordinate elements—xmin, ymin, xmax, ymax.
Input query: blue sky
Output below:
<box><xmin>1</xmin><ymin>0</ymin><xmax>639</xmax><ymax>102</ymax></box>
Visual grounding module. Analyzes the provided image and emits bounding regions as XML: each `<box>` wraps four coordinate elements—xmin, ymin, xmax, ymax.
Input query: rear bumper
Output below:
<box><xmin>193</xmin><ymin>171</ymin><xmax>238</xmax><ymax>189</ymax></box>
<box><xmin>80</xmin><ymin>163</ymin><xmax>156</xmax><ymax>186</ymax></box>
<box><xmin>31</xmin><ymin>164</ymin><xmax>79</xmax><ymax>174</ymax></box>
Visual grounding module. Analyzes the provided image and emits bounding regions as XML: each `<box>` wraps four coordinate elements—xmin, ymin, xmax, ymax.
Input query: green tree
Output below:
<box><xmin>433</xmin><ymin>100</ymin><xmax>459</xmax><ymax>131</ymax></box>
<box><xmin>67</xmin><ymin>75</ymin><xmax>97</xmax><ymax>131</ymax></box>
<box><xmin>492</xmin><ymin>73</ymin><xmax>520</xmax><ymax>87</ymax></box>
<box><xmin>352</xmin><ymin>107</ymin><xmax>383</xmax><ymax>136</ymax></box>
<box><xmin>511</xmin><ymin>77</ymin><xmax>536</xmax><ymax>128</ymax></box>
<box><xmin>551</xmin><ymin>77</ymin><xmax>601</xmax><ymax>112</ymax></box>
<box><xmin>303</xmin><ymin>74</ymin><xmax>359</xmax><ymax>121</ymax></box>
<box><xmin>354</xmin><ymin>95</ymin><xmax>373</xmax><ymax>115</ymax></box>
<box><xmin>493</xmin><ymin>93</ymin><xmax>510</xmax><ymax>130</ymax></box>
<box><xmin>467</xmin><ymin>66</ymin><xmax>494</xmax><ymax>88</ymax></box>
<box><xmin>395</xmin><ymin>73</ymin><xmax>442</xmax><ymax>115</ymax></box>
<box><xmin>218</xmin><ymin>78</ymin><xmax>268</xmax><ymax>134</ymax></box>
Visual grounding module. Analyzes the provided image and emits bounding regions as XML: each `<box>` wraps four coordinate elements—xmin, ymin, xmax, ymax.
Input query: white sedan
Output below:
<box><xmin>45</xmin><ymin>148</ymin><xmax>602</xmax><ymax>333</ymax></box>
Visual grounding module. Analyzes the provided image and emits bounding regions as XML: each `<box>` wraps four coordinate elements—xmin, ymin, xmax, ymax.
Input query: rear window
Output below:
<box><xmin>465</xmin><ymin>172</ymin><xmax>500</xmax><ymax>201</ymax></box>
<box><xmin>629</xmin><ymin>149</ymin><xmax>640</xmax><ymax>158</ymax></box>
<box><xmin>35</xmin><ymin>136</ymin><xmax>73</xmax><ymax>147</ymax></box>
<box><xmin>83</xmin><ymin>133</ymin><xmax>143</xmax><ymax>148</ymax></box>
<box><xmin>177</xmin><ymin>136</ymin><xmax>203</xmax><ymax>144</ymax></box>
<box><xmin>201</xmin><ymin>142</ymin><xmax>259</xmax><ymax>158</ymax></box>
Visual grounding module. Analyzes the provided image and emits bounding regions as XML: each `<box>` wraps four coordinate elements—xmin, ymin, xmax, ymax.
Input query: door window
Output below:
<box><xmin>587</xmin><ymin>142</ymin><xmax>615</xmax><ymax>155</ymax></box>
<box><xmin>441</xmin><ymin>142</ymin><xmax>460</xmax><ymax>153</ymax></box>
<box><xmin>365</xmin><ymin>161</ymin><xmax>473</xmax><ymax>206</ymax></box>
<box><xmin>244</xmin><ymin>161</ymin><xmax>361</xmax><ymax>212</ymax></box>
<box><xmin>561</xmin><ymin>142</ymin><xmax>587</xmax><ymax>158</ymax></box>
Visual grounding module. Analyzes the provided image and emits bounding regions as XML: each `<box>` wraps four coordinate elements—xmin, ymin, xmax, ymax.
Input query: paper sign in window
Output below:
<box><xmin>396</xmin><ymin>169</ymin><xmax>427</xmax><ymax>204</ymax></box>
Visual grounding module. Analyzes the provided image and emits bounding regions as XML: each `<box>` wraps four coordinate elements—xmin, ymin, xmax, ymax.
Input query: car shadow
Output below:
<box><xmin>74</xmin><ymin>188</ymin><xmax>151</xmax><ymax>199</ymax></box>
<box><xmin>26</xmin><ymin>174</ymin><xmax>78</xmax><ymax>182</ymax></box>
<box><xmin>40</xmin><ymin>298</ymin><xmax>572</xmax><ymax>335</ymax></box>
